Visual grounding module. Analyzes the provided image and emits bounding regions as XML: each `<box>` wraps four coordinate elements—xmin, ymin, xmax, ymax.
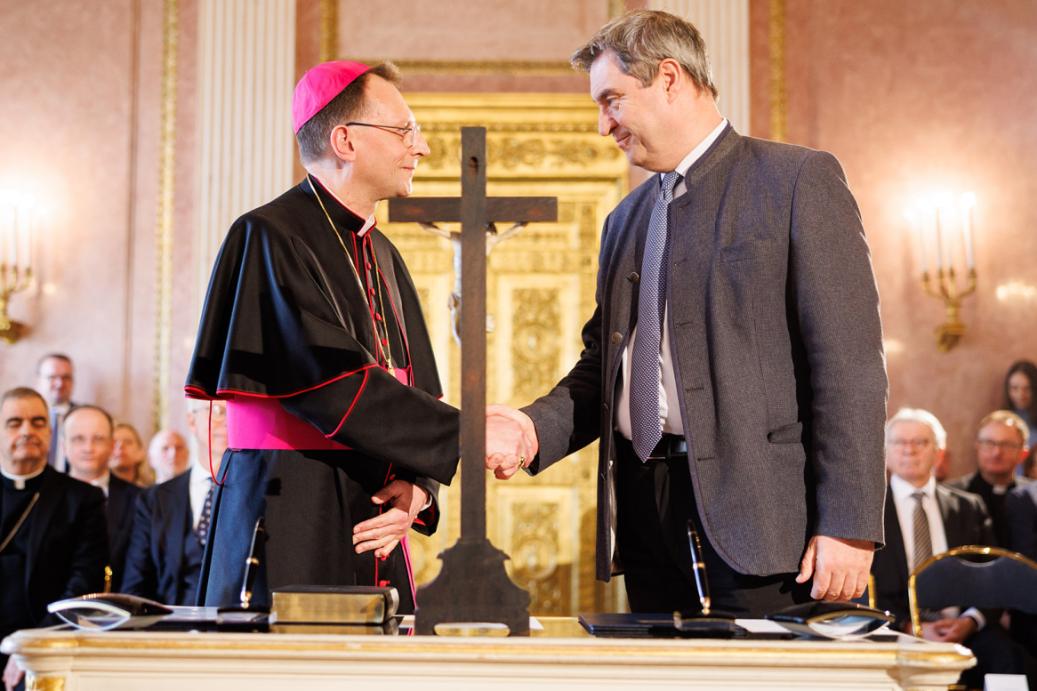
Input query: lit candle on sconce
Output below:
<box><xmin>904</xmin><ymin>207</ymin><xmax>928</xmax><ymax>275</ymax></box>
<box><xmin>909</xmin><ymin>189</ymin><xmax>978</xmax><ymax>353</ymax></box>
<box><xmin>960</xmin><ymin>192</ymin><xmax>976</xmax><ymax>270</ymax></box>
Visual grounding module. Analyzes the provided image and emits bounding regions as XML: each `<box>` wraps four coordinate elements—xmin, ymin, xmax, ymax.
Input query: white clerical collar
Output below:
<box><xmin>1</xmin><ymin>464</ymin><xmax>46</xmax><ymax>490</ymax></box>
<box><xmin>89</xmin><ymin>471</ymin><xmax>111</xmax><ymax>496</ymax></box>
<box><xmin>664</xmin><ymin>118</ymin><xmax>728</xmax><ymax>182</ymax></box>
<box><xmin>890</xmin><ymin>472</ymin><xmax>936</xmax><ymax>501</ymax></box>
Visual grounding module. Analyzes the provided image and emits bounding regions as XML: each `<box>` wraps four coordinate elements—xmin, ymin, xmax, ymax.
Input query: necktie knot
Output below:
<box><xmin>660</xmin><ymin>171</ymin><xmax>680</xmax><ymax>203</ymax></box>
<box><xmin>911</xmin><ymin>490</ymin><xmax>926</xmax><ymax>503</ymax></box>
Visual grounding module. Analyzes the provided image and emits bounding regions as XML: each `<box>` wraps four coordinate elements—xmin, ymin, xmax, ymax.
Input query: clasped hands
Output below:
<box><xmin>485</xmin><ymin>404</ymin><xmax>538</xmax><ymax>479</ymax></box>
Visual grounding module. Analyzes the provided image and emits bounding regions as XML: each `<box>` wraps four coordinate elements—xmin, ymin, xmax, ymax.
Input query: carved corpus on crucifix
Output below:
<box><xmin>388</xmin><ymin>127</ymin><xmax>558</xmax><ymax>636</ymax></box>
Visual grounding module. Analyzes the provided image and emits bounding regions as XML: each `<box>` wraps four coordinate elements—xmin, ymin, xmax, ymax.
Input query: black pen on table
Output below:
<box><xmin>686</xmin><ymin>520</ymin><xmax>711</xmax><ymax>616</ymax></box>
<box><xmin>239</xmin><ymin>517</ymin><xmax>266</xmax><ymax>609</ymax></box>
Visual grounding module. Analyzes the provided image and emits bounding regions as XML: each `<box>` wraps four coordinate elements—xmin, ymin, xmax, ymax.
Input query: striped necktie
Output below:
<box><xmin>195</xmin><ymin>480</ymin><xmax>215</xmax><ymax>546</ymax></box>
<box><xmin>630</xmin><ymin>171</ymin><xmax>681</xmax><ymax>461</ymax></box>
<box><xmin>911</xmin><ymin>490</ymin><xmax>933</xmax><ymax>570</ymax></box>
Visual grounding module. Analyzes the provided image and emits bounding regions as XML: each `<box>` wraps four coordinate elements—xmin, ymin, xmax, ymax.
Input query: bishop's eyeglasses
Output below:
<box><xmin>346</xmin><ymin>121</ymin><xmax>423</xmax><ymax>148</ymax></box>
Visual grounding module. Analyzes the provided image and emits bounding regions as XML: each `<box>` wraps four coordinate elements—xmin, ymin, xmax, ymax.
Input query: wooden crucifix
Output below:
<box><xmin>388</xmin><ymin>127</ymin><xmax>557</xmax><ymax>636</ymax></box>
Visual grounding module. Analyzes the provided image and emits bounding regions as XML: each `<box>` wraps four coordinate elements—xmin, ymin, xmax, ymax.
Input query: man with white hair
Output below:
<box><xmin>872</xmin><ymin>407</ymin><xmax>1032</xmax><ymax>686</ymax></box>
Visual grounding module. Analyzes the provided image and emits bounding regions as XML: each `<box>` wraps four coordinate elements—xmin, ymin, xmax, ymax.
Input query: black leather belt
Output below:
<box><xmin>644</xmin><ymin>434</ymin><xmax>688</xmax><ymax>461</ymax></box>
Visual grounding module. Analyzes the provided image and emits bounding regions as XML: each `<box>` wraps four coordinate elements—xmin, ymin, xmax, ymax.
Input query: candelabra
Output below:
<box><xmin>909</xmin><ymin>192</ymin><xmax>977</xmax><ymax>353</ymax></box>
<box><xmin>1</xmin><ymin>202</ymin><xmax>36</xmax><ymax>344</ymax></box>
<box><xmin>922</xmin><ymin>266</ymin><xmax>976</xmax><ymax>352</ymax></box>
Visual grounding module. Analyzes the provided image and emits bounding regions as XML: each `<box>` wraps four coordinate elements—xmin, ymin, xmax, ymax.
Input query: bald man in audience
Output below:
<box><xmin>123</xmin><ymin>401</ymin><xmax>227</xmax><ymax>605</ymax></box>
<box><xmin>948</xmin><ymin>410</ymin><xmax>1032</xmax><ymax>546</ymax></box>
<box><xmin>65</xmin><ymin>405</ymin><xmax>141</xmax><ymax>592</ymax></box>
<box><xmin>872</xmin><ymin>408</ymin><xmax>1034</xmax><ymax>687</ymax></box>
<box><xmin>1</xmin><ymin>388</ymin><xmax>107</xmax><ymax>691</ymax></box>
<box><xmin>147</xmin><ymin>429</ymin><xmax>189</xmax><ymax>483</ymax></box>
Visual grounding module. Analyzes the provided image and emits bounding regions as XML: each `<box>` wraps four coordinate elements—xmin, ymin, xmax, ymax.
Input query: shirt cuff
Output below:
<box><xmin>961</xmin><ymin>608</ymin><xmax>985</xmax><ymax>631</ymax></box>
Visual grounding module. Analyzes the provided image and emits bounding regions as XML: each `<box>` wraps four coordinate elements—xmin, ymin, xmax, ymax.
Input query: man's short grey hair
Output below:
<box><xmin>571</xmin><ymin>9</ymin><xmax>718</xmax><ymax>98</ymax></box>
<box><xmin>885</xmin><ymin>407</ymin><xmax>947</xmax><ymax>450</ymax></box>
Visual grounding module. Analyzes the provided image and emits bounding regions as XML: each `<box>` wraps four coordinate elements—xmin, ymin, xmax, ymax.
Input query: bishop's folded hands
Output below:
<box><xmin>485</xmin><ymin>404</ymin><xmax>539</xmax><ymax>480</ymax></box>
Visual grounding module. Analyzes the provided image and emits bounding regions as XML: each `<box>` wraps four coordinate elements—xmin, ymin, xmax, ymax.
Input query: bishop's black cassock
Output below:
<box><xmin>186</xmin><ymin>179</ymin><xmax>460</xmax><ymax>611</ymax></box>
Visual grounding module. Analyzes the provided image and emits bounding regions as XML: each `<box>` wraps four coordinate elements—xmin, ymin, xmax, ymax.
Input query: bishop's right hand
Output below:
<box><xmin>485</xmin><ymin>404</ymin><xmax>538</xmax><ymax>480</ymax></box>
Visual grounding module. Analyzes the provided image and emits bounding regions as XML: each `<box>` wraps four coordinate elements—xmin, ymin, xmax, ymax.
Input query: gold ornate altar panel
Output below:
<box><xmin>2</xmin><ymin>627</ymin><xmax>974</xmax><ymax>691</ymax></box>
<box><xmin>375</xmin><ymin>94</ymin><xmax>629</xmax><ymax>616</ymax></box>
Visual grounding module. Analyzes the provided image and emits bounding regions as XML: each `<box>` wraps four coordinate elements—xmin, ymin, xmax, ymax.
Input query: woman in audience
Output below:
<box><xmin>110</xmin><ymin>422</ymin><xmax>155</xmax><ymax>487</ymax></box>
<box><xmin>1005</xmin><ymin>360</ymin><xmax>1037</xmax><ymax>444</ymax></box>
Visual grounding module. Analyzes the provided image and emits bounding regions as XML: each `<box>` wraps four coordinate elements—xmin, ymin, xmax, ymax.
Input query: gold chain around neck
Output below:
<box><xmin>307</xmin><ymin>176</ymin><xmax>394</xmax><ymax>371</ymax></box>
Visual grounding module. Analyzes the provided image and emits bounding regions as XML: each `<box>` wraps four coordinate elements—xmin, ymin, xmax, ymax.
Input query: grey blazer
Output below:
<box><xmin>523</xmin><ymin>125</ymin><xmax>887</xmax><ymax>581</ymax></box>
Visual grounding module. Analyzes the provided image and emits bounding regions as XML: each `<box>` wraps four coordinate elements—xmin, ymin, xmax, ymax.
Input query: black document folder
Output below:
<box><xmin>578</xmin><ymin>612</ymin><xmax>747</xmax><ymax>638</ymax></box>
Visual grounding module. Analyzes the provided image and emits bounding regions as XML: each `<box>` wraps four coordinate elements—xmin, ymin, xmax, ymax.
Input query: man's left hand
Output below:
<box><xmin>796</xmin><ymin>535</ymin><xmax>875</xmax><ymax>601</ymax></box>
<box><xmin>352</xmin><ymin>480</ymin><xmax>429</xmax><ymax>559</ymax></box>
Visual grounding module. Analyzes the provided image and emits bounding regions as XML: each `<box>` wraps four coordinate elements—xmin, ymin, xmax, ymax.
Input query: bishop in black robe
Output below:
<box><xmin>186</xmin><ymin>178</ymin><xmax>460</xmax><ymax>612</ymax></box>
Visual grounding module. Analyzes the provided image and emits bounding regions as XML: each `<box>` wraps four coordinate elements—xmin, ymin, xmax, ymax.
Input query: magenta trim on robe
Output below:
<box><xmin>223</xmin><ymin>365</ymin><xmax>413</xmax><ymax>450</ymax></box>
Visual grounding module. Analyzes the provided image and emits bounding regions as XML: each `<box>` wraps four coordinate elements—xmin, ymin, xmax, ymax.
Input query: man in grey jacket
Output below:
<box><xmin>486</xmin><ymin>9</ymin><xmax>887</xmax><ymax>615</ymax></box>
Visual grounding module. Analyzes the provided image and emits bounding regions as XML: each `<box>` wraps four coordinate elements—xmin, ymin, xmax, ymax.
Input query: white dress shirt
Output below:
<box><xmin>616</xmin><ymin>119</ymin><xmax>728</xmax><ymax>442</ymax></box>
<box><xmin>889</xmin><ymin>474</ymin><xmax>984</xmax><ymax>628</ymax></box>
<box><xmin>189</xmin><ymin>463</ymin><xmax>214</xmax><ymax>530</ymax></box>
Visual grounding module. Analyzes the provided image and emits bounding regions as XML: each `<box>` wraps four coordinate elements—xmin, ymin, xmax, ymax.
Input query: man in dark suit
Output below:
<box><xmin>64</xmin><ymin>405</ymin><xmax>140</xmax><ymax>592</ymax></box>
<box><xmin>35</xmin><ymin>353</ymin><xmax>76</xmax><ymax>473</ymax></box>
<box><xmin>948</xmin><ymin>410</ymin><xmax>1031</xmax><ymax>546</ymax></box>
<box><xmin>123</xmin><ymin>400</ymin><xmax>225</xmax><ymax>604</ymax></box>
<box><xmin>484</xmin><ymin>9</ymin><xmax>887</xmax><ymax>615</ymax></box>
<box><xmin>874</xmin><ymin>407</ymin><xmax>1034</xmax><ymax>687</ymax></box>
<box><xmin>1</xmin><ymin>387</ymin><xmax>108</xmax><ymax>690</ymax></box>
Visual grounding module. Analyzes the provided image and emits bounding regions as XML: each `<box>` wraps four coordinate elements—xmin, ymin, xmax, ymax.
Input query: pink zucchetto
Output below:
<box><xmin>292</xmin><ymin>60</ymin><xmax>370</xmax><ymax>134</ymax></box>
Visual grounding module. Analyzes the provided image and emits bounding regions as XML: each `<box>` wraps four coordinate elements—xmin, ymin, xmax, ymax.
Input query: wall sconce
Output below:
<box><xmin>906</xmin><ymin>192</ymin><xmax>977</xmax><ymax>352</ymax></box>
<box><xmin>0</xmin><ymin>201</ymin><xmax>37</xmax><ymax>344</ymax></box>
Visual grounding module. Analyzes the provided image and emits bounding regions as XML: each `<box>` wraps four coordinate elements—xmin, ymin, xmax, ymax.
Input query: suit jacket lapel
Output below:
<box><xmin>166</xmin><ymin>475</ymin><xmax>190</xmax><ymax>592</ymax></box>
<box><xmin>883</xmin><ymin>489</ymin><xmax>910</xmax><ymax>582</ymax></box>
<box><xmin>936</xmin><ymin>485</ymin><xmax>964</xmax><ymax>547</ymax></box>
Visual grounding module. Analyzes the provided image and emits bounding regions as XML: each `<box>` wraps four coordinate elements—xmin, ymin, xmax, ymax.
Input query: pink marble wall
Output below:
<box><xmin>750</xmin><ymin>0</ymin><xmax>1037</xmax><ymax>477</ymax></box>
<box><xmin>0</xmin><ymin>0</ymin><xmax>196</xmax><ymax>440</ymax></box>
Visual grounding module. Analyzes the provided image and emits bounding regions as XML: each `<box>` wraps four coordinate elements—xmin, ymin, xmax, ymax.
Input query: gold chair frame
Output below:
<box><xmin>907</xmin><ymin>544</ymin><xmax>1037</xmax><ymax>637</ymax></box>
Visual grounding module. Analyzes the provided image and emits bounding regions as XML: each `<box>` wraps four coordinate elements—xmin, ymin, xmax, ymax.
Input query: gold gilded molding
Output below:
<box><xmin>511</xmin><ymin>289</ymin><xmax>560</xmax><ymax>402</ymax></box>
<box><xmin>768</xmin><ymin>0</ymin><xmax>787</xmax><ymax>142</ymax></box>
<box><xmin>153</xmin><ymin>0</ymin><xmax>177</xmax><ymax>431</ymax></box>
<box><xmin>608</xmin><ymin>0</ymin><xmax>626</xmax><ymax>20</ymax></box>
<box><xmin>4</xmin><ymin>627</ymin><xmax>975</xmax><ymax>671</ymax></box>
<box><xmin>27</xmin><ymin>674</ymin><xmax>65</xmax><ymax>691</ymax></box>
<box><xmin>318</xmin><ymin>0</ymin><xmax>337</xmax><ymax>63</ymax></box>
<box><xmin>361</xmin><ymin>59</ymin><xmax>574</xmax><ymax>77</ymax></box>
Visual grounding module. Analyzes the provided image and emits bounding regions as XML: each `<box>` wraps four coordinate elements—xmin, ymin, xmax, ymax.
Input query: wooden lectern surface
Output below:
<box><xmin>3</xmin><ymin>617</ymin><xmax>974</xmax><ymax>691</ymax></box>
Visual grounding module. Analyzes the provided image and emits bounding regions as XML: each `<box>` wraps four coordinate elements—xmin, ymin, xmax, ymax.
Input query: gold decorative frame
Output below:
<box><xmin>153</xmin><ymin>0</ymin><xmax>178</xmax><ymax>431</ymax></box>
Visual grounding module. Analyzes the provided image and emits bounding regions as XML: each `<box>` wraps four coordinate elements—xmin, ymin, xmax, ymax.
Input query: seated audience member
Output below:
<box><xmin>873</xmin><ymin>408</ymin><xmax>1034</xmax><ymax>687</ymax></box>
<box><xmin>123</xmin><ymin>400</ymin><xmax>226</xmax><ymax>605</ymax></box>
<box><xmin>35</xmin><ymin>352</ymin><xmax>77</xmax><ymax>473</ymax></box>
<box><xmin>1005</xmin><ymin>360</ymin><xmax>1037</xmax><ymax>452</ymax></box>
<box><xmin>1007</xmin><ymin>480</ymin><xmax>1037</xmax><ymax>660</ymax></box>
<box><xmin>948</xmin><ymin>410</ymin><xmax>1031</xmax><ymax>546</ymax></box>
<box><xmin>1</xmin><ymin>388</ymin><xmax>108</xmax><ymax>690</ymax></box>
<box><xmin>111</xmin><ymin>422</ymin><xmax>154</xmax><ymax>487</ymax></box>
<box><xmin>65</xmin><ymin>405</ymin><xmax>142</xmax><ymax>592</ymax></box>
<box><xmin>147</xmin><ymin>428</ymin><xmax>189</xmax><ymax>483</ymax></box>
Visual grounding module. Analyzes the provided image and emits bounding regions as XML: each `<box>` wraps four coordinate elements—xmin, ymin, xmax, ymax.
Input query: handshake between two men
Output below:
<box><xmin>480</xmin><ymin>403</ymin><xmax>876</xmax><ymax>611</ymax></box>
